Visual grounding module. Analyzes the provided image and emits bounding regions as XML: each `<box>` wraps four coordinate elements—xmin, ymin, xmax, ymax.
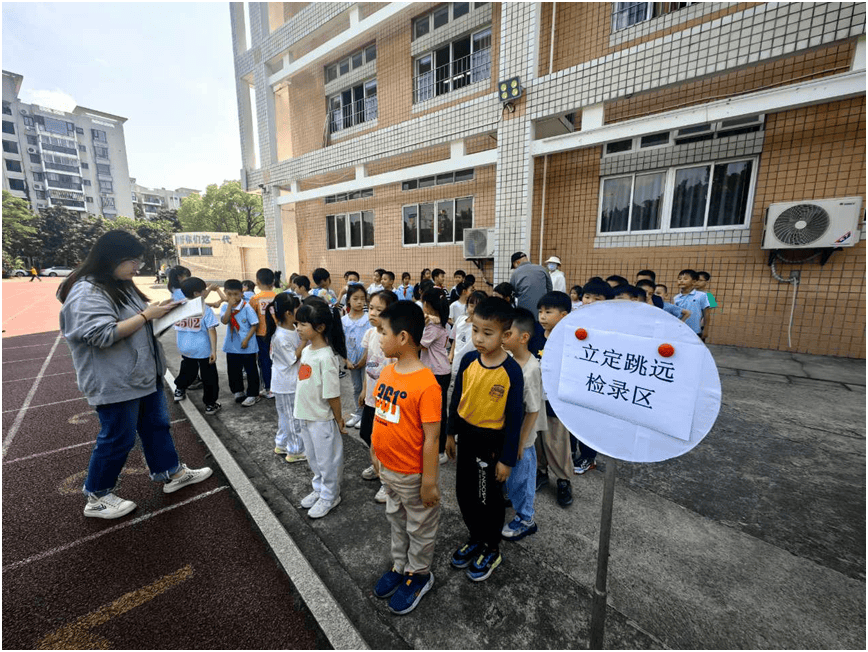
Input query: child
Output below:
<box><xmin>367</xmin><ymin>269</ymin><xmax>384</xmax><ymax>296</ymax></box>
<box><xmin>172</xmin><ymin>277</ymin><xmax>221</xmax><ymax>415</ymax></box>
<box><xmin>338</xmin><ymin>270</ymin><xmax>360</xmax><ymax>308</ymax></box>
<box><xmin>501</xmin><ymin>308</ymin><xmax>546</xmax><ymax>541</ymax></box>
<box><xmin>167</xmin><ymin>265</ymin><xmax>191</xmax><ymax>301</ymax></box>
<box><xmin>612</xmin><ymin>285</ymin><xmax>636</xmax><ymax>301</ymax></box>
<box><xmin>396</xmin><ymin>272</ymin><xmax>413</xmax><ymax>301</ymax></box>
<box><xmin>220</xmin><ymin>279</ymin><xmax>261</xmax><ymax>406</ymax></box>
<box><xmin>674</xmin><ymin>269</ymin><xmax>710</xmax><ymax>338</ymax></box>
<box><xmin>446</xmin><ymin>297</ymin><xmax>523</xmax><ymax>581</ymax></box>
<box><xmin>605</xmin><ymin>275</ymin><xmax>628</xmax><ymax>289</ymax></box>
<box><xmin>464</xmin><ymin>274</ymin><xmax>476</xmax><ymax>293</ymax></box>
<box><xmin>310</xmin><ymin>268</ymin><xmax>338</xmax><ymax>307</ymax></box>
<box><xmin>242</xmin><ymin>280</ymin><xmax>256</xmax><ymax>302</ymax></box>
<box><xmin>380</xmin><ymin>271</ymin><xmax>395</xmax><ymax>293</ymax></box>
<box><xmin>420</xmin><ymin>289</ymin><xmax>451</xmax><ymax>462</ymax></box>
<box><xmin>635</xmin><ymin>269</ymin><xmax>656</xmax><ymax>285</ymax></box>
<box><xmin>637</xmin><ymin>279</ymin><xmax>690</xmax><ymax>322</ymax></box>
<box><xmin>342</xmin><ymin>285</ymin><xmax>370</xmax><ymax>430</ymax></box>
<box><xmin>535</xmin><ymin>291</ymin><xmax>581</xmax><ymax>504</ymax></box>
<box><xmin>414</xmin><ymin>280</ymin><xmax>433</xmax><ymax>308</ymax></box>
<box><xmin>449</xmin><ymin>269</ymin><xmax>466</xmax><ymax>303</ymax></box>
<box><xmin>431</xmin><ymin>268</ymin><xmax>446</xmax><ymax>291</ymax></box>
<box><xmin>569</xmin><ymin>285</ymin><xmax>583</xmax><ymax>311</ymax></box>
<box><xmin>294</xmin><ymin>275</ymin><xmax>311</xmax><ymax>300</ymax></box>
<box><xmin>696</xmin><ymin>271</ymin><xmax>717</xmax><ymax>341</ymax></box>
<box><xmin>266</xmin><ymin>293</ymin><xmax>306</xmax><ymax>462</ymax></box>
<box><xmin>448</xmin><ymin>281</ymin><xmax>470</xmax><ymax>326</ymax></box>
<box><xmin>493</xmin><ymin>282</ymin><xmax>514</xmax><ymax>306</ymax></box>
<box><xmin>581</xmin><ymin>280</ymin><xmax>612</xmax><ymax>304</ymax></box>
<box><xmin>251</xmin><ymin>268</ymin><xmax>278</xmax><ymax>399</ymax></box>
<box><xmin>294</xmin><ymin>299</ymin><xmax>348</xmax><ymax>519</ymax></box>
<box><xmin>370</xmin><ymin>301</ymin><xmax>442</xmax><ymax>614</ymax></box>
<box><xmin>358</xmin><ymin>290</ymin><xmax>399</xmax><ymax>502</ymax></box>
<box><xmin>654</xmin><ymin>283</ymin><xmax>670</xmax><ymax>302</ymax></box>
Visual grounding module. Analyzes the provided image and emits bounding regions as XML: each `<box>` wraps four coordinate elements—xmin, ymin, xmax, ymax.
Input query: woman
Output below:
<box><xmin>59</xmin><ymin>231</ymin><xmax>212</xmax><ymax>519</ymax></box>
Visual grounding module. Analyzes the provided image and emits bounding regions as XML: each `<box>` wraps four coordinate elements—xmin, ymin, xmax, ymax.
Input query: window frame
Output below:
<box><xmin>412</xmin><ymin>2</ymin><xmax>481</xmax><ymax>40</ymax></box>
<box><xmin>327</xmin><ymin>78</ymin><xmax>378</xmax><ymax>133</ymax></box>
<box><xmin>325</xmin><ymin>210</ymin><xmax>375</xmax><ymax>250</ymax></box>
<box><xmin>611</xmin><ymin>2</ymin><xmax>695</xmax><ymax>32</ymax></box>
<box><xmin>413</xmin><ymin>26</ymin><xmax>491</xmax><ymax>103</ymax></box>
<box><xmin>2</xmin><ymin>139</ymin><xmax>19</xmax><ymax>154</ymax></box>
<box><xmin>596</xmin><ymin>156</ymin><xmax>759</xmax><ymax>236</ymax></box>
<box><xmin>402</xmin><ymin>196</ymin><xmax>474</xmax><ymax>247</ymax></box>
<box><xmin>324</xmin><ymin>42</ymin><xmax>377</xmax><ymax>83</ymax></box>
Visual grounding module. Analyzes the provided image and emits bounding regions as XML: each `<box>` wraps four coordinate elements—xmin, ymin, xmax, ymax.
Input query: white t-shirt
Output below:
<box><xmin>450</xmin><ymin>315</ymin><xmax>475</xmax><ymax>378</ymax></box>
<box><xmin>519</xmin><ymin>354</ymin><xmax>547</xmax><ymax>447</ymax></box>
<box><xmin>367</xmin><ymin>282</ymin><xmax>383</xmax><ymax>296</ymax></box>
<box><xmin>362</xmin><ymin>327</ymin><xmax>395</xmax><ymax>407</ymax></box>
<box><xmin>294</xmin><ymin>345</ymin><xmax>341</xmax><ymax>421</ymax></box>
<box><xmin>270</xmin><ymin>326</ymin><xmax>300</xmax><ymax>394</ymax></box>
<box><xmin>449</xmin><ymin>300</ymin><xmax>466</xmax><ymax>324</ymax></box>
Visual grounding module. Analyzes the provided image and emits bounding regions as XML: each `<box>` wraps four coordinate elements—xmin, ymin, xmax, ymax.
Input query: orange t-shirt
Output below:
<box><xmin>372</xmin><ymin>365</ymin><xmax>442</xmax><ymax>475</ymax></box>
<box><xmin>249</xmin><ymin>290</ymin><xmax>276</xmax><ymax>336</ymax></box>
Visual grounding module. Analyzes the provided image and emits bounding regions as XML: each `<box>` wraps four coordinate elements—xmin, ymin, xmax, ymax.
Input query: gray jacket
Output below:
<box><xmin>60</xmin><ymin>278</ymin><xmax>166</xmax><ymax>406</ymax></box>
<box><xmin>510</xmin><ymin>261</ymin><xmax>553</xmax><ymax>317</ymax></box>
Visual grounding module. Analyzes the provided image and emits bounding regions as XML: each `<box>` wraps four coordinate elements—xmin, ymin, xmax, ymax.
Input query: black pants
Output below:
<box><xmin>455</xmin><ymin>419</ymin><xmax>506</xmax><ymax>551</ymax></box>
<box><xmin>358</xmin><ymin>404</ymin><xmax>376</xmax><ymax>447</ymax></box>
<box><xmin>175</xmin><ymin>356</ymin><xmax>219</xmax><ymax>405</ymax></box>
<box><xmin>226</xmin><ymin>352</ymin><xmax>260</xmax><ymax>397</ymax></box>
<box><xmin>435</xmin><ymin>373</ymin><xmax>450</xmax><ymax>453</ymax></box>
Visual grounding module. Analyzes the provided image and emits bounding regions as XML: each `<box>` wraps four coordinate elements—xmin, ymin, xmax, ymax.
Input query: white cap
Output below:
<box><xmin>545</xmin><ymin>256</ymin><xmax>562</xmax><ymax>266</ymax></box>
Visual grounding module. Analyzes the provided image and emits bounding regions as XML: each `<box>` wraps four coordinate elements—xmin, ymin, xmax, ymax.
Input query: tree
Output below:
<box><xmin>2</xmin><ymin>190</ymin><xmax>39</xmax><ymax>266</ymax></box>
<box><xmin>111</xmin><ymin>215</ymin><xmax>175</xmax><ymax>270</ymax></box>
<box><xmin>156</xmin><ymin>208</ymin><xmax>182</xmax><ymax>232</ymax></box>
<box><xmin>178</xmin><ymin>180</ymin><xmax>264</xmax><ymax>236</ymax></box>
<box><xmin>133</xmin><ymin>204</ymin><xmax>145</xmax><ymax>220</ymax></box>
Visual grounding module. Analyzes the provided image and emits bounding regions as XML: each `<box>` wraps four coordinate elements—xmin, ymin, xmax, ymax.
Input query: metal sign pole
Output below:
<box><xmin>588</xmin><ymin>458</ymin><xmax>617</xmax><ymax>650</ymax></box>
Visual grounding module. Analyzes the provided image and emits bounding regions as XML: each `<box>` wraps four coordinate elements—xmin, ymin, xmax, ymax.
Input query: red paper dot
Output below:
<box><xmin>658</xmin><ymin>343</ymin><xmax>675</xmax><ymax>357</ymax></box>
<box><xmin>575</xmin><ymin>328</ymin><xmax>588</xmax><ymax>340</ymax></box>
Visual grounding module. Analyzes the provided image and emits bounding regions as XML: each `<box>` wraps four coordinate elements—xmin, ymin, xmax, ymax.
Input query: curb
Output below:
<box><xmin>164</xmin><ymin>371</ymin><xmax>368</xmax><ymax>651</ymax></box>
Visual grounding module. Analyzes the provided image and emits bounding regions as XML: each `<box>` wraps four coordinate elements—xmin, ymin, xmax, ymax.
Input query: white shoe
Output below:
<box><xmin>361</xmin><ymin>464</ymin><xmax>378</xmax><ymax>481</ymax></box>
<box><xmin>439</xmin><ymin>452</ymin><xmax>449</xmax><ymax>465</ymax></box>
<box><xmin>374</xmin><ymin>484</ymin><xmax>387</xmax><ymax>503</ymax></box>
<box><xmin>308</xmin><ymin>495</ymin><xmax>341</xmax><ymax>519</ymax></box>
<box><xmin>345</xmin><ymin>414</ymin><xmax>361</xmax><ymax>428</ymax></box>
<box><xmin>163</xmin><ymin>464</ymin><xmax>213</xmax><ymax>494</ymax></box>
<box><xmin>300</xmin><ymin>491</ymin><xmax>320</xmax><ymax>509</ymax></box>
<box><xmin>260</xmin><ymin>389</ymin><xmax>275</xmax><ymax>399</ymax></box>
<box><xmin>241</xmin><ymin>396</ymin><xmax>261</xmax><ymax>407</ymax></box>
<box><xmin>83</xmin><ymin>493</ymin><xmax>137</xmax><ymax>519</ymax></box>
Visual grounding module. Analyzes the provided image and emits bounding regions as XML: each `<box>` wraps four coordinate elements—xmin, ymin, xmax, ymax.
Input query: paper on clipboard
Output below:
<box><xmin>152</xmin><ymin>297</ymin><xmax>204</xmax><ymax>336</ymax></box>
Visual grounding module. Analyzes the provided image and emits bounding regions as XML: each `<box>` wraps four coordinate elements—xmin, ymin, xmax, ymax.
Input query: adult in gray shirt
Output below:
<box><xmin>59</xmin><ymin>230</ymin><xmax>213</xmax><ymax>520</ymax></box>
<box><xmin>509</xmin><ymin>252</ymin><xmax>552</xmax><ymax>320</ymax></box>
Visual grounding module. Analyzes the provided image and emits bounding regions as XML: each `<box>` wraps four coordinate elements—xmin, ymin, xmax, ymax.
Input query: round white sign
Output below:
<box><xmin>540</xmin><ymin>301</ymin><xmax>721</xmax><ymax>463</ymax></box>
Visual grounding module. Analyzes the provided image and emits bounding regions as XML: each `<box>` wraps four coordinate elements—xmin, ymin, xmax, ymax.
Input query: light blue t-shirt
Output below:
<box><xmin>662</xmin><ymin>302</ymin><xmax>683</xmax><ymax>319</ymax></box>
<box><xmin>171</xmin><ymin>288</ymin><xmax>186</xmax><ymax>302</ymax></box>
<box><xmin>243</xmin><ymin>290</ymin><xmax>254</xmax><ymax>301</ymax></box>
<box><xmin>341</xmin><ymin>313</ymin><xmax>371</xmax><ymax>364</ymax></box>
<box><xmin>673</xmin><ymin>290</ymin><xmax>710</xmax><ymax>334</ymax></box>
<box><xmin>175</xmin><ymin>308</ymin><xmax>219</xmax><ymax>359</ymax></box>
<box><xmin>220</xmin><ymin>301</ymin><xmax>260</xmax><ymax>354</ymax></box>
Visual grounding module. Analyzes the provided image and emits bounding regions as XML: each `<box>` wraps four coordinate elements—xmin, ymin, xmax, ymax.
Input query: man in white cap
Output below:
<box><xmin>545</xmin><ymin>256</ymin><xmax>566</xmax><ymax>293</ymax></box>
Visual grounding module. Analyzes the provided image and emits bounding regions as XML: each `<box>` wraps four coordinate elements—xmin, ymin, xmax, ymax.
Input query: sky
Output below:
<box><xmin>2</xmin><ymin>2</ymin><xmax>241</xmax><ymax>191</ymax></box>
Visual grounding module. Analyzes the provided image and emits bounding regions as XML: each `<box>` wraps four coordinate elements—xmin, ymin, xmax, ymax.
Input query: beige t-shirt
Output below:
<box><xmin>294</xmin><ymin>345</ymin><xmax>341</xmax><ymax>421</ymax></box>
<box><xmin>518</xmin><ymin>353</ymin><xmax>547</xmax><ymax>448</ymax></box>
<box><xmin>362</xmin><ymin>327</ymin><xmax>396</xmax><ymax>408</ymax></box>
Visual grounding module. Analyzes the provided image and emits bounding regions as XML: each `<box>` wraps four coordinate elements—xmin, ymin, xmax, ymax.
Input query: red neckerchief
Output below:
<box><xmin>229</xmin><ymin>301</ymin><xmax>246</xmax><ymax>334</ymax></box>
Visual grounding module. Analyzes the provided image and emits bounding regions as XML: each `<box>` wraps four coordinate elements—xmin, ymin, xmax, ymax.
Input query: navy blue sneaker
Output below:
<box><xmin>388</xmin><ymin>572</ymin><xmax>434</xmax><ymax>615</ymax></box>
<box><xmin>451</xmin><ymin>541</ymin><xmax>484</xmax><ymax>569</ymax></box>
<box><xmin>466</xmin><ymin>548</ymin><xmax>502</xmax><ymax>582</ymax></box>
<box><xmin>373</xmin><ymin>568</ymin><xmax>404</xmax><ymax>599</ymax></box>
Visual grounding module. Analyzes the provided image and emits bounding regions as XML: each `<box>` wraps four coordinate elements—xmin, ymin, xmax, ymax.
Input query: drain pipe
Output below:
<box><xmin>537</xmin><ymin>2</ymin><xmax>557</xmax><ymax>264</ymax></box>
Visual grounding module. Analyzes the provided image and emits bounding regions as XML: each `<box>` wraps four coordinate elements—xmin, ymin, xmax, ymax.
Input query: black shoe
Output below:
<box><xmin>536</xmin><ymin>470</ymin><xmax>549</xmax><ymax>491</ymax></box>
<box><xmin>556</xmin><ymin>479</ymin><xmax>573</xmax><ymax>507</ymax></box>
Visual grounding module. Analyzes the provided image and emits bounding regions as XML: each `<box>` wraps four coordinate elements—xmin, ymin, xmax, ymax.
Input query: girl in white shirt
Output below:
<box><xmin>267</xmin><ymin>293</ymin><xmax>305</xmax><ymax>462</ymax></box>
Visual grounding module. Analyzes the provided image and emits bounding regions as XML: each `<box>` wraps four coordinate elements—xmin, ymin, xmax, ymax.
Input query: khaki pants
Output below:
<box><xmin>379</xmin><ymin>465</ymin><xmax>440</xmax><ymax>574</ymax></box>
<box><xmin>536</xmin><ymin>415</ymin><xmax>572</xmax><ymax>480</ymax></box>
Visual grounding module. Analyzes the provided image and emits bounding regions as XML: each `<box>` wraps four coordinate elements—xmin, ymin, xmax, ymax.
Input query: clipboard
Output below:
<box><xmin>151</xmin><ymin>297</ymin><xmax>204</xmax><ymax>336</ymax></box>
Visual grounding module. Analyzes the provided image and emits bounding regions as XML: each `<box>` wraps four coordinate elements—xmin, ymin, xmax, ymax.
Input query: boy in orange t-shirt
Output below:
<box><xmin>250</xmin><ymin>268</ymin><xmax>278</xmax><ymax>398</ymax></box>
<box><xmin>371</xmin><ymin>301</ymin><xmax>441</xmax><ymax>616</ymax></box>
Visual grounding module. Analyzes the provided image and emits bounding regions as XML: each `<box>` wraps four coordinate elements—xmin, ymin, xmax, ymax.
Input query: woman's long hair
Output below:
<box><xmin>58</xmin><ymin>230</ymin><xmax>150</xmax><ymax>306</ymax></box>
<box><xmin>167</xmin><ymin>265</ymin><xmax>191</xmax><ymax>292</ymax></box>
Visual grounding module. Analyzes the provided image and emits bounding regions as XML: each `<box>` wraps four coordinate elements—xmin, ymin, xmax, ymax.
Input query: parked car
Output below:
<box><xmin>40</xmin><ymin>266</ymin><xmax>74</xmax><ymax>277</ymax></box>
<box><xmin>11</xmin><ymin>269</ymin><xmax>28</xmax><ymax>277</ymax></box>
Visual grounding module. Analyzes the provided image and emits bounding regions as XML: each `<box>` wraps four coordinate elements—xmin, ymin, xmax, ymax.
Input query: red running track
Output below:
<box><xmin>2</xmin><ymin>330</ymin><xmax>325</xmax><ymax>649</ymax></box>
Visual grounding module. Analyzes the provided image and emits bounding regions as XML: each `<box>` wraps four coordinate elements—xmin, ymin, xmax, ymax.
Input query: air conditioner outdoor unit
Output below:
<box><xmin>34</xmin><ymin>183</ymin><xmax>43</xmax><ymax>189</ymax></box>
<box><xmin>27</xmin><ymin>147</ymin><xmax>37</xmax><ymax>153</ymax></box>
<box><xmin>463</xmin><ymin>228</ymin><xmax>495</xmax><ymax>258</ymax></box>
<box><xmin>19</xmin><ymin>109</ymin><xmax>27</xmax><ymax>115</ymax></box>
<box><xmin>761</xmin><ymin>197</ymin><xmax>863</xmax><ymax>249</ymax></box>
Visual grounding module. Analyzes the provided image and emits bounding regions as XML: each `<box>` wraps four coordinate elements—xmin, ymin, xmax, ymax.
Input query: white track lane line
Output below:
<box><xmin>5</xmin><ymin>352</ymin><xmax>71</xmax><ymax>364</ymax></box>
<box><xmin>2</xmin><ymin>343</ymin><xmax>57</xmax><ymax>350</ymax></box>
<box><xmin>2</xmin><ymin>371</ymin><xmax>75</xmax><ymax>383</ymax></box>
<box><xmin>2</xmin><ymin>486</ymin><xmax>229</xmax><ymax>573</ymax></box>
<box><xmin>2</xmin><ymin>333</ymin><xmax>63</xmax><ymax>458</ymax></box>
<box><xmin>2</xmin><ymin>397</ymin><xmax>86</xmax><ymax>414</ymax></box>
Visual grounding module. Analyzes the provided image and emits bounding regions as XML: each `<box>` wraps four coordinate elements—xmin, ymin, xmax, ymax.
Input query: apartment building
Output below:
<box><xmin>231</xmin><ymin>3</ymin><xmax>866</xmax><ymax>357</ymax></box>
<box><xmin>2</xmin><ymin>70</ymin><xmax>135</xmax><ymax>219</ymax></box>
<box><xmin>130</xmin><ymin>178</ymin><xmax>200</xmax><ymax>218</ymax></box>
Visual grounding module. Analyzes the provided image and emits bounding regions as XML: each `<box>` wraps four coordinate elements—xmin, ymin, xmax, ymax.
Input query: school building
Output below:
<box><xmin>173</xmin><ymin>231</ymin><xmax>268</xmax><ymax>282</ymax></box>
<box><xmin>231</xmin><ymin>2</ymin><xmax>866</xmax><ymax>358</ymax></box>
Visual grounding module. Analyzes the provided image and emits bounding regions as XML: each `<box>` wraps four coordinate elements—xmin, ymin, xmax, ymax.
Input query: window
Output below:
<box><xmin>83</xmin><ymin>179</ymin><xmax>91</xmax><ymax>186</ymax></box>
<box><xmin>180</xmin><ymin>247</ymin><xmax>213</xmax><ymax>256</ymax></box>
<box><xmin>80</xmin><ymin>162</ymin><xmax>88</xmax><ymax>169</ymax></box>
<box><xmin>598</xmin><ymin>158</ymin><xmax>755</xmax><ymax>234</ymax></box>
<box><xmin>76</xmin><ymin>127</ymin><xmax>84</xmax><ymax>134</ymax></box>
<box><xmin>26</xmin><ymin>135</ymin><xmax>38</xmax><ymax>145</ymax></box>
<box><xmin>86</xmin><ymin>196</ymin><xmax>93</xmax><ymax>203</ymax></box>
<box><xmin>611</xmin><ymin>2</ymin><xmax>694</xmax><ymax>31</ymax></box>
<box><xmin>2</xmin><ymin>103</ymin><xmax>11</xmax><ymax>115</ymax></box>
<box><xmin>94</xmin><ymin>146</ymin><xmax>109</xmax><ymax>159</ymax></box>
<box><xmin>414</xmin><ymin>27</ymin><xmax>491</xmax><ymax>102</ymax></box>
<box><xmin>403</xmin><ymin>197</ymin><xmax>473</xmax><ymax>246</ymax></box>
<box><xmin>402</xmin><ymin>169</ymin><xmax>473</xmax><ymax>190</ymax></box>
<box><xmin>96</xmin><ymin>163</ymin><xmax>111</xmax><ymax>175</ymax></box>
<box><xmin>33</xmin><ymin>172</ymin><xmax>44</xmax><ymax>182</ymax></box>
<box><xmin>324</xmin><ymin>43</ymin><xmax>376</xmax><ymax>83</ymax></box>
<box><xmin>412</xmin><ymin>2</ymin><xmax>483</xmax><ymax>40</ymax></box>
<box><xmin>9</xmin><ymin>178</ymin><xmax>25</xmax><ymax>191</ymax></box>
<box><xmin>36</xmin><ymin>190</ymin><xmax>47</xmax><ymax>200</ymax></box>
<box><xmin>604</xmin><ymin>116</ymin><xmax>764</xmax><ymax>157</ymax></box>
<box><xmin>91</xmin><ymin>129</ymin><xmax>107</xmax><ymax>142</ymax></box>
<box><xmin>42</xmin><ymin>116</ymin><xmax>70</xmax><ymax>135</ymax></box>
<box><xmin>99</xmin><ymin>179</ymin><xmax>114</xmax><ymax>192</ymax></box>
<box><xmin>29</xmin><ymin>153</ymin><xmax>41</xmax><ymax>164</ymax></box>
<box><xmin>101</xmin><ymin>196</ymin><xmax>116</xmax><ymax>208</ymax></box>
<box><xmin>40</xmin><ymin>134</ymin><xmax>78</xmax><ymax>154</ymax></box>
<box><xmin>329</xmin><ymin>79</ymin><xmax>377</xmax><ymax>132</ymax></box>
<box><xmin>2</xmin><ymin>121</ymin><xmax>14</xmax><ymax>134</ymax></box>
<box><xmin>640</xmin><ymin>132</ymin><xmax>670</xmax><ymax>148</ymax></box>
<box><xmin>2</xmin><ymin>140</ymin><xmax>18</xmax><ymax>154</ymax></box>
<box><xmin>323</xmin><ymin>188</ymin><xmax>374</xmax><ymax>204</ymax></box>
<box><xmin>5</xmin><ymin>159</ymin><xmax>22</xmax><ymax>172</ymax></box>
<box><xmin>43</xmin><ymin>153</ymin><xmax>80</xmax><ymax>172</ymax></box>
<box><xmin>326</xmin><ymin>210</ymin><xmax>375</xmax><ymax>249</ymax></box>
<box><xmin>79</xmin><ymin>144</ymin><xmax>86</xmax><ymax>152</ymax></box>
<box><xmin>22</xmin><ymin>116</ymin><xmax>33</xmax><ymax>128</ymax></box>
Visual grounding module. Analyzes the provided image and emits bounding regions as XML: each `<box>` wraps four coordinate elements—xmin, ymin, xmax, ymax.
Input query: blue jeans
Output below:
<box><xmin>506</xmin><ymin>444</ymin><xmax>537</xmax><ymax>523</ymax></box>
<box><xmin>83</xmin><ymin>388</ymin><xmax>181</xmax><ymax>497</ymax></box>
<box><xmin>256</xmin><ymin>334</ymin><xmax>272</xmax><ymax>391</ymax></box>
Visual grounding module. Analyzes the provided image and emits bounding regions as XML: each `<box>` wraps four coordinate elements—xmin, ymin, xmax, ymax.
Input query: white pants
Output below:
<box><xmin>274</xmin><ymin>392</ymin><xmax>304</xmax><ymax>454</ymax></box>
<box><xmin>299</xmin><ymin>419</ymin><xmax>344</xmax><ymax>502</ymax></box>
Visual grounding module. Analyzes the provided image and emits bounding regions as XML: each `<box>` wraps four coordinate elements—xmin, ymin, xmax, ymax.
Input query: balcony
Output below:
<box><xmin>41</xmin><ymin>143</ymin><xmax>78</xmax><ymax>156</ymax></box>
<box><xmin>413</xmin><ymin>47</ymin><xmax>490</xmax><ymax>104</ymax></box>
<box><xmin>46</xmin><ymin>178</ymin><xmax>83</xmax><ymax>191</ymax></box>
<box><xmin>329</xmin><ymin>95</ymin><xmax>378</xmax><ymax>134</ymax></box>
<box><xmin>142</xmin><ymin>196</ymin><xmax>163</xmax><ymax>205</ymax></box>
<box><xmin>44</xmin><ymin>161</ymin><xmax>80</xmax><ymax>174</ymax></box>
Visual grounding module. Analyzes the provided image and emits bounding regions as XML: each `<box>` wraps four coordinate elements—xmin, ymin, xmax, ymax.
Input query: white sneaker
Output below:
<box><xmin>83</xmin><ymin>493</ymin><xmax>137</xmax><ymax>519</ymax></box>
<box><xmin>361</xmin><ymin>464</ymin><xmax>378</xmax><ymax>481</ymax></box>
<box><xmin>308</xmin><ymin>495</ymin><xmax>341</xmax><ymax>519</ymax></box>
<box><xmin>439</xmin><ymin>452</ymin><xmax>449</xmax><ymax>465</ymax></box>
<box><xmin>260</xmin><ymin>389</ymin><xmax>275</xmax><ymax>399</ymax></box>
<box><xmin>163</xmin><ymin>464</ymin><xmax>213</xmax><ymax>494</ymax></box>
<box><xmin>241</xmin><ymin>396</ymin><xmax>261</xmax><ymax>407</ymax></box>
<box><xmin>300</xmin><ymin>491</ymin><xmax>320</xmax><ymax>509</ymax></box>
<box><xmin>375</xmin><ymin>484</ymin><xmax>388</xmax><ymax>503</ymax></box>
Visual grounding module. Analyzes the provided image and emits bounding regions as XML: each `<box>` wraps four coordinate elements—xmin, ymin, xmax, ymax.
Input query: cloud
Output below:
<box><xmin>19</xmin><ymin>88</ymin><xmax>77</xmax><ymax>112</ymax></box>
